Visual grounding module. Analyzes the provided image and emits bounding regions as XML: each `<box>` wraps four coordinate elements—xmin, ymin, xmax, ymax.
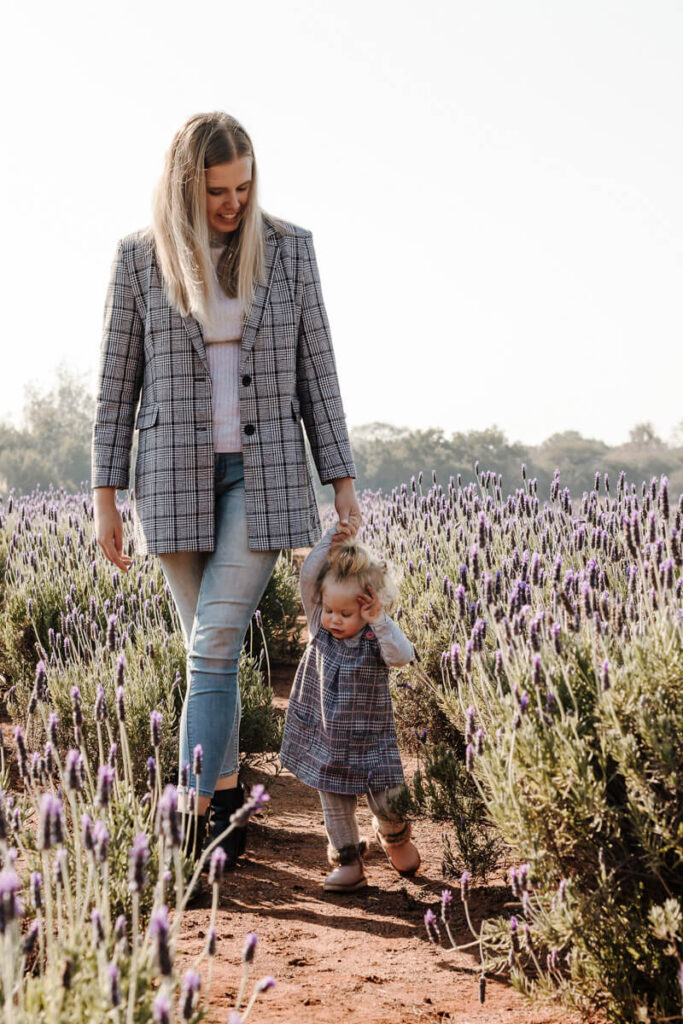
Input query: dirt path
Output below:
<box><xmin>179</xmin><ymin>669</ymin><xmax>591</xmax><ymax>1024</ymax></box>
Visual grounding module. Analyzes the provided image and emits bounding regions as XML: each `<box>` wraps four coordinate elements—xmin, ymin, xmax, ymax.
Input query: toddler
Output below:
<box><xmin>280</xmin><ymin>522</ymin><xmax>420</xmax><ymax>892</ymax></box>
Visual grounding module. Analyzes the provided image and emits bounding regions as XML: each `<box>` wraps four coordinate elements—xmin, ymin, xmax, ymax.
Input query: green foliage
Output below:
<box><xmin>246</xmin><ymin>552</ymin><xmax>304</xmax><ymax>665</ymax></box>
<box><xmin>360</xmin><ymin>469</ymin><xmax>683</xmax><ymax>1021</ymax></box>
<box><xmin>238</xmin><ymin>651</ymin><xmax>283</xmax><ymax>756</ymax></box>
<box><xmin>392</xmin><ymin>740</ymin><xmax>503</xmax><ymax>881</ymax></box>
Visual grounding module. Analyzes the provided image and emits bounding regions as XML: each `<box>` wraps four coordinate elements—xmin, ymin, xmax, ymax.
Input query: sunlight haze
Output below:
<box><xmin>2</xmin><ymin>0</ymin><xmax>682</xmax><ymax>447</ymax></box>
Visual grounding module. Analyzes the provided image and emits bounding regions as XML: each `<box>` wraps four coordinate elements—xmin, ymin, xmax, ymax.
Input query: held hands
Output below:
<box><xmin>357</xmin><ymin>585</ymin><xmax>385</xmax><ymax>625</ymax></box>
<box><xmin>332</xmin><ymin>477</ymin><xmax>361</xmax><ymax>543</ymax></box>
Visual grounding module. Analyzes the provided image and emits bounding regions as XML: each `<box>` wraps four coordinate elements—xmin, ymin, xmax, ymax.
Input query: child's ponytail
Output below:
<box><xmin>317</xmin><ymin>536</ymin><xmax>399</xmax><ymax>612</ymax></box>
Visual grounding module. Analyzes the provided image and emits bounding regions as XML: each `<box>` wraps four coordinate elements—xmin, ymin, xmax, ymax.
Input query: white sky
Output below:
<box><xmin>1</xmin><ymin>0</ymin><xmax>682</xmax><ymax>446</ymax></box>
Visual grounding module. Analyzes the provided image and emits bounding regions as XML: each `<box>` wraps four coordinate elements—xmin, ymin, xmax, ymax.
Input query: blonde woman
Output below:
<box><xmin>92</xmin><ymin>111</ymin><xmax>360</xmax><ymax>869</ymax></box>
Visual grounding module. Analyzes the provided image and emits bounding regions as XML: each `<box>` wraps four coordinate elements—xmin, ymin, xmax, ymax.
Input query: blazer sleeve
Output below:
<box><xmin>91</xmin><ymin>240</ymin><xmax>145</xmax><ymax>490</ymax></box>
<box><xmin>296</xmin><ymin>233</ymin><xmax>356</xmax><ymax>485</ymax></box>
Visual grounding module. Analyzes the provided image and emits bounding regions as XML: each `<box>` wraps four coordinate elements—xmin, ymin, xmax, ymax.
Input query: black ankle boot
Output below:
<box><xmin>183</xmin><ymin>811</ymin><xmax>209</xmax><ymax>864</ymax></box>
<box><xmin>210</xmin><ymin>784</ymin><xmax>247</xmax><ymax>868</ymax></box>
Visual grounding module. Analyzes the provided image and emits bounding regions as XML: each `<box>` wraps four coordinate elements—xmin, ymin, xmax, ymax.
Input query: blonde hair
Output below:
<box><xmin>317</xmin><ymin>539</ymin><xmax>399</xmax><ymax>613</ymax></box>
<box><xmin>152</xmin><ymin>111</ymin><xmax>265</xmax><ymax>321</ymax></box>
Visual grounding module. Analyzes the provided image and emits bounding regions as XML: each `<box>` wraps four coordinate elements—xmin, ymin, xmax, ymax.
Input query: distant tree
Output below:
<box><xmin>628</xmin><ymin>422</ymin><xmax>664</xmax><ymax>447</ymax></box>
<box><xmin>0</xmin><ymin>366</ymin><xmax>94</xmax><ymax>494</ymax></box>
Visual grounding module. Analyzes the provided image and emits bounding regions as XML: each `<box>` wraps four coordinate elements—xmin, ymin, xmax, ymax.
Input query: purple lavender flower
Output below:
<box><xmin>38</xmin><ymin>793</ymin><xmax>64</xmax><ymax>850</ymax></box>
<box><xmin>107</xmin><ymin>963</ymin><xmax>122</xmax><ymax>1008</ymax></box>
<box><xmin>601</xmin><ymin>659</ymin><xmax>611</xmax><ymax>692</ymax></box>
<box><xmin>34</xmin><ymin>660</ymin><xmax>48</xmax><ymax>701</ymax></box>
<box><xmin>206</xmin><ymin>926</ymin><xmax>217</xmax><ymax>957</ymax></box>
<box><xmin>81</xmin><ymin>813</ymin><xmax>94</xmax><ymax>852</ymax></box>
<box><xmin>150</xmin><ymin>710</ymin><xmax>163</xmax><ymax>748</ymax></box>
<box><xmin>440</xmin><ymin>889</ymin><xmax>453</xmax><ymax>923</ymax></box>
<box><xmin>230</xmin><ymin>784</ymin><xmax>271</xmax><ymax>828</ymax></box>
<box><xmin>150</xmin><ymin>906</ymin><xmax>173</xmax><ymax>976</ymax></box>
<box><xmin>152</xmin><ymin>992</ymin><xmax>171</xmax><ymax>1024</ymax></box>
<box><xmin>157</xmin><ymin>786</ymin><xmax>182</xmax><ymax>847</ymax></box>
<box><xmin>91</xmin><ymin>908</ymin><xmax>105</xmax><ymax>946</ymax></box>
<box><xmin>464</xmin><ymin>706</ymin><xmax>475</xmax><ymax>744</ymax></box>
<box><xmin>116</xmin><ymin>686</ymin><xmax>125</xmax><ymax>722</ymax></box>
<box><xmin>0</xmin><ymin>869</ymin><xmax>23</xmax><ymax>926</ymax></box>
<box><xmin>180</xmin><ymin>968</ymin><xmax>202</xmax><ymax>1020</ymax></box>
<box><xmin>424</xmin><ymin>908</ymin><xmax>440</xmax><ymax>943</ymax></box>
<box><xmin>114</xmin><ymin>914</ymin><xmax>127</xmax><ymax>943</ymax></box>
<box><xmin>62</xmin><ymin>749</ymin><xmax>81</xmax><ymax>793</ymax></box>
<box><xmin>48</xmin><ymin>713</ymin><xmax>59</xmax><ymax>747</ymax></box>
<box><xmin>509</xmin><ymin>915</ymin><xmax>520</xmax><ymax>954</ymax></box>
<box><xmin>460</xmin><ymin>871</ymin><xmax>471</xmax><ymax>902</ymax></box>
<box><xmin>93</xmin><ymin>820</ymin><xmax>109</xmax><ymax>863</ymax></box>
<box><xmin>94</xmin><ymin>684</ymin><xmax>108</xmax><ymax>722</ymax></box>
<box><xmin>147</xmin><ymin>757</ymin><xmax>156</xmax><ymax>790</ymax></box>
<box><xmin>129</xmin><ymin>832</ymin><xmax>150</xmax><ymax>893</ymax></box>
<box><xmin>116</xmin><ymin>652</ymin><xmax>125</xmax><ymax>686</ymax></box>
<box><xmin>209</xmin><ymin>847</ymin><xmax>228</xmax><ymax>887</ymax></box>
<box><xmin>193</xmin><ymin>744</ymin><xmax>203</xmax><ymax>777</ymax></box>
<box><xmin>30</xmin><ymin>871</ymin><xmax>42</xmax><ymax>910</ymax></box>
<box><xmin>106</xmin><ymin>614</ymin><xmax>117</xmax><ymax>651</ymax></box>
<box><xmin>242</xmin><ymin>930</ymin><xmax>258</xmax><ymax>963</ymax></box>
<box><xmin>96</xmin><ymin>764</ymin><xmax>115</xmax><ymax>809</ymax></box>
<box><xmin>255</xmin><ymin>976</ymin><xmax>276</xmax><ymax>994</ymax></box>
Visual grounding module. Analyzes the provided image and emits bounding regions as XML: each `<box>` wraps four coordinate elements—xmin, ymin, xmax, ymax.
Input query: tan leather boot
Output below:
<box><xmin>373</xmin><ymin>821</ymin><xmax>421</xmax><ymax>877</ymax></box>
<box><xmin>323</xmin><ymin>841</ymin><xmax>368</xmax><ymax>893</ymax></box>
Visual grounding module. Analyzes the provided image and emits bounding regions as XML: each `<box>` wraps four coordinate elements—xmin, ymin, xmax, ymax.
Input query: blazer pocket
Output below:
<box><xmin>135</xmin><ymin>404</ymin><xmax>159</xmax><ymax>430</ymax></box>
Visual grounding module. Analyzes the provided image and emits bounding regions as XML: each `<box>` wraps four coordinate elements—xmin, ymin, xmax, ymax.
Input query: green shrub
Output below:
<box><xmin>360</xmin><ymin>471</ymin><xmax>683</xmax><ymax>1021</ymax></box>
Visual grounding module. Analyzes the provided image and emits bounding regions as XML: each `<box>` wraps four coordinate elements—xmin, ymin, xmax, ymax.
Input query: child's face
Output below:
<box><xmin>321</xmin><ymin>579</ymin><xmax>365</xmax><ymax>639</ymax></box>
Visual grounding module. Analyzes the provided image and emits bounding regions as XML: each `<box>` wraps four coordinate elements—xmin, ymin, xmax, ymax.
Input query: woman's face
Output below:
<box><xmin>205</xmin><ymin>157</ymin><xmax>253</xmax><ymax>235</ymax></box>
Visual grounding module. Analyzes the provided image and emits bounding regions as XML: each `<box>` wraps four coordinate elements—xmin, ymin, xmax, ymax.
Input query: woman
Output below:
<box><xmin>92</xmin><ymin>111</ymin><xmax>360</xmax><ymax>866</ymax></box>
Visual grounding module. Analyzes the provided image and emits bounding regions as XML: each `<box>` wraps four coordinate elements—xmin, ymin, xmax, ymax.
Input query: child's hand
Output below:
<box><xmin>357</xmin><ymin>585</ymin><xmax>385</xmax><ymax>624</ymax></box>
<box><xmin>331</xmin><ymin>519</ymin><xmax>353</xmax><ymax>545</ymax></box>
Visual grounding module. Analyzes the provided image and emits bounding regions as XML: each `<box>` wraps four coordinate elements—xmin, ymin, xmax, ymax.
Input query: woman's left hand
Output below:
<box><xmin>332</xmin><ymin>477</ymin><xmax>361</xmax><ymax>538</ymax></box>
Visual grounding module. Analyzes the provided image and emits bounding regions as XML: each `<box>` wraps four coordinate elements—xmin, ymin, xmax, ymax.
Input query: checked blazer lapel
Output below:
<box><xmin>181</xmin><ymin>314</ymin><xmax>209</xmax><ymax>374</ymax></box>
<box><xmin>240</xmin><ymin>230</ymin><xmax>281</xmax><ymax>373</ymax></box>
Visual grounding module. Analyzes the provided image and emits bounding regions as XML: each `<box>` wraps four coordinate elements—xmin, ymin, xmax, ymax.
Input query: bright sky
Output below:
<box><xmin>2</xmin><ymin>0</ymin><xmax>682</xmax><ymax>446</ymax></box>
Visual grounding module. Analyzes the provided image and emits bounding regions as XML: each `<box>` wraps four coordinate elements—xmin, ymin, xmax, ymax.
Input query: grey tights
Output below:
<box><xmin>319</xmin><ymin>787</ymin><xmax>407</xmax><ymax>853</ymax></box>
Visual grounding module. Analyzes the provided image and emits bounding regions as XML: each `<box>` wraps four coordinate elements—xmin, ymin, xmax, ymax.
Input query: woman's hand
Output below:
<box><xmin>332</xmin><ymin>477</ymin><xmax>361</xmax><ymax>539</ymax></box>
<box><xmin>357</xmin><ymin>585</ymin><xmax>385</xmax><ymax>624</ymax></box>
<box><xmin>94</xmin><ymin>488</ymin><xmax>132</xmax><ymax>572</ymax></box>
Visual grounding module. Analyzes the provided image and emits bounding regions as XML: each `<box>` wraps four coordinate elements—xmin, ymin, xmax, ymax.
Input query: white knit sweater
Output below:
<box><xmin>201</xmin><ymin>246</ymin><xmax>243</xmax><ymax>453</ymax></box>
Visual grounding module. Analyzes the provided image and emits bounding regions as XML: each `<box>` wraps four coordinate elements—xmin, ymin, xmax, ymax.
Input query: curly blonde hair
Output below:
<box><xmin>316</xmin><ymin>538</ymin><xmax>398</xmax><ymax>613</ymax></box>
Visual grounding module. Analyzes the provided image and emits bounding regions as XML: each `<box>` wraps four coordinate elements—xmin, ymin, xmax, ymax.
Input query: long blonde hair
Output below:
<box><xmin>317</xmin><ymin>539</ymin><xmax>399</xmax><ymax>613</ymax></box>
<box><xmin>152</xmin><ymin>111</ymin><xmax>265</xmax><ymax>320</ymax></box>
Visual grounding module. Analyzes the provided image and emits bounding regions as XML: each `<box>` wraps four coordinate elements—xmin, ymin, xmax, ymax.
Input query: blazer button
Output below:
<box><xmin>242</xmin><ymin>375</ymin><xmax>252</xmax><ymax>386</ymax></box>
<box><xmin>244</xmin><ymin>424</ymin><xmax>256</xmax><ymax>436</ymax></box>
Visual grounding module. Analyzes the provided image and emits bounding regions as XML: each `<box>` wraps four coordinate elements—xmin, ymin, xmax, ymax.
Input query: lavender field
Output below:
<box><xmin>0</xmin><ymin>467</ymin><xmax>682</xmax><ymax>1023</ymax></box>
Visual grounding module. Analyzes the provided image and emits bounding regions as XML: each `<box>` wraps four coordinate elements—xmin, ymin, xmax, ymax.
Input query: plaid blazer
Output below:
<box><xmin>92</xmin><ymin>216</ymin><xmax>356</xmax><ymax>553</ymax></box>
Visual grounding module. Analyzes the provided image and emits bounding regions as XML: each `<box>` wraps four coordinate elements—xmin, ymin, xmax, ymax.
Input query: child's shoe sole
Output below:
<box><xmin>323</xmin><ymin>875</ymin><xmax>368</xmax><ymax>893</ymax></box>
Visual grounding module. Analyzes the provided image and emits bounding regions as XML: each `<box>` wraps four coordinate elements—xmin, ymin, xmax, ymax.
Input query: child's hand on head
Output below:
<box><xmin>357</xmin><ymin>585</ymin><xmax>385</xmax><ymax>624</ymax></box>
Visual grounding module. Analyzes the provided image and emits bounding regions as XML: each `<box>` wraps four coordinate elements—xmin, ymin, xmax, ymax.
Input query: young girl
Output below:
<box><xmin>280</xmin><ymin>524</ymin><xmax>420</xmax><ymax>892</ymax></box>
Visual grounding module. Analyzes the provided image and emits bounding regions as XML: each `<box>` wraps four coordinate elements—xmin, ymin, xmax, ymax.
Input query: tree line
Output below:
<box><xmin>1</xmin><ymin>371</ymin><xmax>681</xmax><ymax>500</ymax></box>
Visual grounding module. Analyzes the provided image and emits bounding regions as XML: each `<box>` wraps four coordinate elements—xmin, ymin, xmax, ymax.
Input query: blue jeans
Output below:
<box><xmin>159</xmin><ymin>454</ymin><xmax>279</xmax><ymax>797</ymax></box>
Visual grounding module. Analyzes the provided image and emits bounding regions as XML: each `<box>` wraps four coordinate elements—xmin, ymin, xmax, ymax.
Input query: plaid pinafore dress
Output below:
<box><xmin>280</xmin><ymin>622</ymin><xmax>405</xmax><ymax>795</ymax></box>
